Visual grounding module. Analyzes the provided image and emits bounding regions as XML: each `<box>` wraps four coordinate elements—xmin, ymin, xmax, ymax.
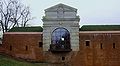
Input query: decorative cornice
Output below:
<box><xmin>42</xmin><ymin>18</ymin><xmax>80</xmax><ymax>21</ymax></box>
<box><xmin>45</xmin><ymin>3</ymin><xmax>77</xmax><ymax>12</ymax></box>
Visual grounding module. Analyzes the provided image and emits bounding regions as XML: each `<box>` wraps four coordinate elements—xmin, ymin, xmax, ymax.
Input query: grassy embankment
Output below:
<box><xmin>0</xmin><ymin>54</ymin><xmax>47</xmax><ymax>66</ymax></box>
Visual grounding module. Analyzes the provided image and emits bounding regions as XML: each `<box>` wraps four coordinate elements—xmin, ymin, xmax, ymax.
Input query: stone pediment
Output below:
<box><xmin>45</xmin><ymin>3</ymin><xmax>77</xmax><ymax>12</ymax></box>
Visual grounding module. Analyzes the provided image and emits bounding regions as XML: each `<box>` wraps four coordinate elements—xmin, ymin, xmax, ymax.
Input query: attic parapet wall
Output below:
<box><xmin>4</xmin><ymin>31</ymin><xmax>120</xmax><ymax>34</ymax></box>
<box><xmin>79</xmin><ymin>31</ymin><xmax>120</xmax><ymax>34</ymax></box>
<box><xmin>4</xmin><ymin>32</ymin><xmax>42</xmax><ymax>34</ymax></box>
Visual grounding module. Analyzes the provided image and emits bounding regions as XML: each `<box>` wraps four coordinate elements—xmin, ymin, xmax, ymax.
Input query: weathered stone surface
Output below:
<box><xmin>43</xmin><ymin>3</ymin><xmax>80</xmax><ymax>51</ymax></box>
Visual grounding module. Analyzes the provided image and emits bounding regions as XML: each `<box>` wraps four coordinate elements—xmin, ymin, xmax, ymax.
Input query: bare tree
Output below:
<box><xmin>0</xmin><ymin>0</ymin><xmax>32</xmax><ymax>33</ymax></box>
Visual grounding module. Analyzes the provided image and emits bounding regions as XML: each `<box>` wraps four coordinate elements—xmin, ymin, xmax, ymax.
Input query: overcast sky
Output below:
<box><xmin>22</xmin><ymin>0</ymin><xmax>120</xmax><ymax>27</ymax></box>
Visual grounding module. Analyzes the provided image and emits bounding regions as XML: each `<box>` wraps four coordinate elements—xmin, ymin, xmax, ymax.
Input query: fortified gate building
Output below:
<box><xmin>1</xmin><ymin>3</ymin><xmax>120</xmax><ymax>66</ymax></box>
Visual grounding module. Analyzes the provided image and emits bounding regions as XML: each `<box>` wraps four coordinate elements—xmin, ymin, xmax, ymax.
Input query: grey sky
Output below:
<box><xmin>23</xmin><ymin>0</ymin><xmax>120</xmax><ymax>27</ymax></box>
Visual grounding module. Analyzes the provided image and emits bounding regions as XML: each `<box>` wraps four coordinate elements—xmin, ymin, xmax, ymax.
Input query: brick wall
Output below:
<box><xmin>1</xmin><ymin>32</ymin><xmax>45</xmax><ymax>62</ymax></box>
<box><xmin>72</xmin><ymin>32</ymin><xmax>120</xmax><ymax>66</ymax></box>
<box><xmin>1</xmin><ymin>32</ymin><xmax>120</xmax><ymax>66</ymax></box>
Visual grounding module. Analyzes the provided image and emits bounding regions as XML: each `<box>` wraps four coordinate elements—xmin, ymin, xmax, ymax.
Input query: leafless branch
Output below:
<box><xmin>0</xmin><ymin>0</ymin><xmax>32</xmax><ymax>33</ymax></box>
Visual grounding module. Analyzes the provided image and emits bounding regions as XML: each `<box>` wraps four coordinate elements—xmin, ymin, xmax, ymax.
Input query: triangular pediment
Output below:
<box><xmin>45</xmin><ymin>3</ymin><xmax>77</xmax><ymax>12</ymax></box>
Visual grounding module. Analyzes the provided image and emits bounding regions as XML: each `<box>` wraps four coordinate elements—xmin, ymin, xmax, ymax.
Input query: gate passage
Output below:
<box><xmin>50</xmin><ymin>27</ymin><xmax>71</xmax><ymax>52</ymax></box>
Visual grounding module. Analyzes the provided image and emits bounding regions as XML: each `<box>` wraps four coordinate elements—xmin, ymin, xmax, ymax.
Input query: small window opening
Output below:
<box><xmin>100</xmin><ymin>43</ymin><xmax>103</xmax><ymax>49</ymax></box>
<box><xmin>62</xmin><ymin>57</ymin><xmax>65</xmax><ymax>61</ymax></box>
<box><xmin>39</xmin><ymin>42</ymin><xmax>43</xmax><ymax>47</ymax></box>
<box><xmin>26</xmin><ymin>46</ymin><xmax>28</xmax><ymax>51</ymax></box>
<box><xmin>10</xmin><ymin>45</ymin><xmax>12</xmax><ymax>51</ymax></box>
<box><xmin>86</xmin><ymin>41</ymin><xmax>90</xmax><ymax>46</ymax></box>
<box><xmin>113</xmin><ymin>43</ymin><xmax>115</xmax><ymax>49</ymax></box>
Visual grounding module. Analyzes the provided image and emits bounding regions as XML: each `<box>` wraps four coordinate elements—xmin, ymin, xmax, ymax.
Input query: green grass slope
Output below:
<box><xmin>80</xmin><ymin>25</ymin><xmax>120</xmax><ymax>31</ymax></box>
<box><xmin>0</xmin><ymin>55</ymin><xmax>47</xmax><ymax>66</ymax></box>
<box><xmin>8</xmin><ymin>26</ymin><xmax>43</xmax><ymax>32</ymax></box>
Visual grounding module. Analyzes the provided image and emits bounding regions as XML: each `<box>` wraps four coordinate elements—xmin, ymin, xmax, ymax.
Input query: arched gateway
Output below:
<box><xmin>42</xmin><ymin>3</ymin><xmax>80</xmax><ymax>64</ymax></box>
<box><xmin>50</xmin><ymin>27</ymin><xmax>71</xmax><ymax>51</ymax></box>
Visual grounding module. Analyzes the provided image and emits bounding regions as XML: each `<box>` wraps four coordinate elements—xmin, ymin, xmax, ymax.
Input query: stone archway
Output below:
<box><xmin>50</xmin><ymin>27</ymin><xmax>71</xmax><ymax>51</ymax></box>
